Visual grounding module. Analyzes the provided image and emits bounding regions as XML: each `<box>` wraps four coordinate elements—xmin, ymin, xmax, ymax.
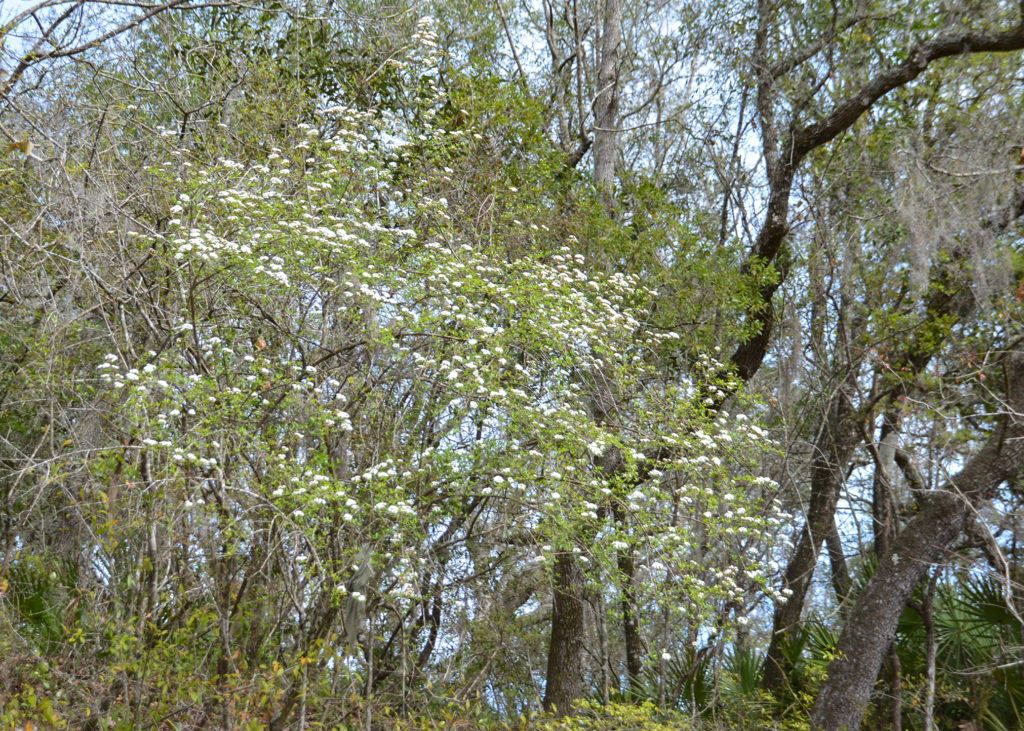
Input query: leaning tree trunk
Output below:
<box><xmin>811</xmin><ymin>356</ymin><xmax>1024</xmax><ymax>730</ymax></box>
<box><xmin>811</xmin><ymin>491</ymin><xmax>966</xmax><ymax>731</ymax></box>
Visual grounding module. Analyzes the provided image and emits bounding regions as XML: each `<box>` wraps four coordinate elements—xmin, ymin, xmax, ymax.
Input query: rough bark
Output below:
<box><xmin>543</xmin><ymin>551</ymin><xmax>587</xmax><ymax>715</ymax></box>
<box><xmin>811</xmin><ymin>357</ymin><xmax>1024</xmax><ymax>730</ymax></box>
<box><xmin>811</xmin><ymin>490</ymin><xmax>965</xmax><ymax>731</ymax></box>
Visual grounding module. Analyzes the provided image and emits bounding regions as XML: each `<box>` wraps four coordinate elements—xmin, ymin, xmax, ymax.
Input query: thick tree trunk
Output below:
<box><xmin>810</xmin><ymin>490</ymin><xmax>965</xmax><ymax>731</ymax></box>
<box><xmin>543</xmin><ymin>551</ymin><xmax>586</xmax><ymax>716</ymax></box>
<box><xmin>812</xmin><ymin>358</ymin><xmax>1024</xmax><ymax>730</ymax></box>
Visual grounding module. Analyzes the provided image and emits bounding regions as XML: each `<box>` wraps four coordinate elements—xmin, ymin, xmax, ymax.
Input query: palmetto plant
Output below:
<box><xmin>895</xmin><ymin>571</ymin><xmax>1024</xmax><ymax>731</ymax></box>
<box><xmin>5</xmin><ymin>554</ymin><xmax>77</xmax><ymax>653</ymax></box>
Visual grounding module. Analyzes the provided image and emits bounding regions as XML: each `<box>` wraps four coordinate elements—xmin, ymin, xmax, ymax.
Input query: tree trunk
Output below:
<box><xmin>543</xmin><ymin>551</ymin><xmax>586</xmax><ymax>716</ymax></box>
<box><xmin>825</xmin><ymin>517</ymin><xmax>852</xmax><ymax>606</ymax></box>
<box><xmin>762</xmin><ymin>384</ymin><xmax>858</xmax><ymax>692</ymax></box>
<box><xmin>617</xmin><ymin>545</ymin><xmax>644</xmax><ymax>697</ymax></box>
<box><xmin>812</xmin><ymin>358</ymin><xmax>1024</xmax><ymax>730</ymax></box>
<box><xmin>811</xmin><ymin>490</ymin><xmax>965</xmax><ymax>731</ymax></box>
<box><xmin>888</xmin><ymin>646</ymin><xmax>902</xmax><ymax>731</ymax></box>
<box><xmin>871</xmin><ymin>415</ymin><xmax>900</xmax><ymax>559</ymax></box>
<box><xmin>922</xmin><ymin>569</ymin><xmax>939</xmax><ymax>731</ymax></box>
<box><xmin>593</xmin><ymin>0</ymin><xmax>620</xmax><ymax>212</ymax></box>
<box><xmin>587</xmin><ymin>587</ymin><xmax>611</xmax><ymax>704</ymax></box>
<box><xmin>870</xmin><ymin>416</ymin><xmax>902</xmax><ymax>728</ymax></box>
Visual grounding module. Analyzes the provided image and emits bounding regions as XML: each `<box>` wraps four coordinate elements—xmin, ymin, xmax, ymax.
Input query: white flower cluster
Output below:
<box><xmin>91</xmin><ymin>21</ymin><xmax>797</xmax><ymax>654</ymax></box>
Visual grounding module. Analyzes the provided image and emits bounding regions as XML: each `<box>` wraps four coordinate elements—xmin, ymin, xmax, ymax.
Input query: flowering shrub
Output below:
<box><xmin>1</xmin><ymin>18</ymin><xmax>788</xmax><ymax>728</ymax></box>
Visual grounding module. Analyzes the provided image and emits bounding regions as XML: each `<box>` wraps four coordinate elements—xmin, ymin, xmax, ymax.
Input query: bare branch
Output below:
<box><xmin>2</xmin><ymin>0</ymin><xmax>240</xmax><ymax>101</ymax></box>
<box><xmin>767</xmin><ymin>11</ymin><xmax>871</xmax><ymax>82</ymax></box>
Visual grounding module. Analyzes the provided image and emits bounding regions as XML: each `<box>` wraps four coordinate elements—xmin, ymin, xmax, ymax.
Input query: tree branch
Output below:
<box><xmin>2</xmin><ymin>0</ymin><xmax>239</xmax><ymax>101</ymax></box>
<box><xmin>728</xmin><ymin>21</ymin><xmax>1024</xmax><ymax>385</ymax></box>
<box><xmin>812</xmin><ymin>354</ymin><xmax>1024</xmax><ymax>731</ymax></box>
<box><xmin>794</xmin><ymin>27</ymin><xmax>1024</xmax><ymax>159</ymax></box>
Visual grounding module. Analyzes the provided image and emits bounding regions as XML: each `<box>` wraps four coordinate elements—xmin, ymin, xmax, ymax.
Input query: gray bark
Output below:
<box><xmin>593</xmin><ymin>0</ymin><xmax>620</xmax><ymax>211</ymax></box>
<box><xmin>811</xmin><ymin>357</ymin><xmax>1024</xmax><ymax>730</ymax></box>
<box><xmin>922</xmin><ymin>569</ymin><xmax>939</xmax><ymax>731</ymax></box>
<box><xmin>870</xmin><ymin>417</ymin><xmax>900</xmax><ymax>559</ymax></box>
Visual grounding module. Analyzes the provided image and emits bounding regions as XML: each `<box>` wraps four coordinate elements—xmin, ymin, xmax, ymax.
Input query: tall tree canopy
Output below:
<box><xmin>2</xmin><ymin>1</ymin><xmax>1023</xmax><ymax>729</ymax></box>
